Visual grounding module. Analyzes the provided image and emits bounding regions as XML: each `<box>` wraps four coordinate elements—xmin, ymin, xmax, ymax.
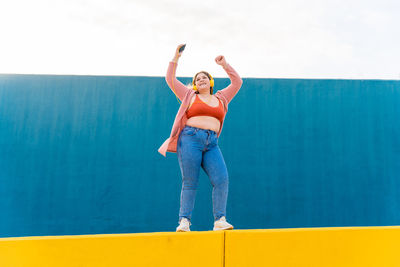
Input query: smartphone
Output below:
<box><xmin>179</xmin><ymin>44</ymin><xmax>186</xmax><ymax>53</ymax></box>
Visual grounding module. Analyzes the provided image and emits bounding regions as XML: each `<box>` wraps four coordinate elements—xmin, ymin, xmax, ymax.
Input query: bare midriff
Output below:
<box><xmin>185</xmin><ymin>95</ymin><xmax>222</xmax><ymax>133</ymax></box>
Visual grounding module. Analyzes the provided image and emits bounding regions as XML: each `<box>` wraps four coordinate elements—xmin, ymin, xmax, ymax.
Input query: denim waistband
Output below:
<box><xmin>184</xmin><ymin>125</ymin><xmax>217</xmax><ymax>135</ymax></box>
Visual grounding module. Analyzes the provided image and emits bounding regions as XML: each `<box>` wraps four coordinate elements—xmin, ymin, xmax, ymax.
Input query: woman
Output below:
<box><xmin>158</xmin><ymin>44</ymin><xmax>243</xmax><ymax>232</ymax></box>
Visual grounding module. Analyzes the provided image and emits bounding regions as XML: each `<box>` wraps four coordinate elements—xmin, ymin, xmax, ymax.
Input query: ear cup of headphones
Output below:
<box><xmin>209</xmin><ymin>76</ymin><xmax>214</xmax><ymax>87</ymax></box>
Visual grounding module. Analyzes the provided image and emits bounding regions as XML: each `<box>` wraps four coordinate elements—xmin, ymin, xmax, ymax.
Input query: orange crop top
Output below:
<box><xmin>186</xmin><ymin>94</ymin><xmax>224</xmax><ymax>123</ymax></box>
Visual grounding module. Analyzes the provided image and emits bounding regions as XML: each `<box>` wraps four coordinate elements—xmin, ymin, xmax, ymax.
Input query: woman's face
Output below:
<box><xmin>195</xmin><ymin>73</ymin><xmax>211</xmax><ymax>93</ymax></box>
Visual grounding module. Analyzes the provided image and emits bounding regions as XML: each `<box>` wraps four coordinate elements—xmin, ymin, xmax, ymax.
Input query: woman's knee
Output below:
<box><xmin>211</xmin><ymin>174</ymin><xmax>229</xmax><ymax>188</ymax></box>
<box><xmin>182</xmin><ymin>176</ymin><xmax>199</xmax><ymax>190</ymax></box>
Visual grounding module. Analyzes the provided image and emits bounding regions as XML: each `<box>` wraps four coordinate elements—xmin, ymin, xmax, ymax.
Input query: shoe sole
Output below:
<box><xmin>213</xmin><ymin>226</ymin><xmax>234</xmax><ymax>231</ymax></box>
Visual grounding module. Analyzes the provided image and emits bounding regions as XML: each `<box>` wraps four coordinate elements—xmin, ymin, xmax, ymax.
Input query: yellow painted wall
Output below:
<box><xmin>1</xmin><ymin>226</ymin><xmax>400</xmax><ymax>267</ymax></box>
<box><xmin>226</xmin><ymin>226</ymin><xmax>400</xmax><ymax>267</ymax></box>
<box><xmin>0</xmin><ymin>231</ymin><xmax>224</xmax><ymax>267</ymax></box>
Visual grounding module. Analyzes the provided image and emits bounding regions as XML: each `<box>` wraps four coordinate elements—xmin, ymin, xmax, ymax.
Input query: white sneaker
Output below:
<box><xmin>176</xmin><ymin>218</ymin><xmax>191</xmax><ymax>232</ymax></box>
<box><xmin>213</xmin><ymin>216</ymin><xmax>234</xmax><ymax>231</ymax></box>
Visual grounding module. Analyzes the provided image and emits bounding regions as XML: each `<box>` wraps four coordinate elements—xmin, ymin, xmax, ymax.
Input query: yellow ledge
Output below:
<box><xmin>1</xmin><ymin>226</ymin><xmax>400</xmax><ymax>267</ymax></box>
<box><xmin>0</xmin><ymin>231</ymin><xmax>225</xmax><ymax>267</ymax></box>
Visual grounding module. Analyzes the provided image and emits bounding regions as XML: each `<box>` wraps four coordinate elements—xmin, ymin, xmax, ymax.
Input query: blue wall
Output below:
<box><xmin>0</xmin><ymin>74</ymin><xmax>399</xmax><ymax>237</ymax></box>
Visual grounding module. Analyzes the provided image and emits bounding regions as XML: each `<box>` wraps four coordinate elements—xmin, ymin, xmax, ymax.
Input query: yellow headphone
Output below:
<box><xmin>192</xmin><ymin>72</ymin><xmax>214</xmax><ymax>91</ymax></box>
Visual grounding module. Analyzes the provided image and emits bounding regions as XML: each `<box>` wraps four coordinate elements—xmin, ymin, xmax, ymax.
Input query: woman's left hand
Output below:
<box><xmin>215</xmin><ymin>55</ymin><xmax>227</xmax><ymax>67</ymax></box>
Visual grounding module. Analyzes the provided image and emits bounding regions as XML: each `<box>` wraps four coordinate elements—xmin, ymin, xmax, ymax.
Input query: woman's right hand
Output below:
<box><xmin>173</xmin><ymin>44</ymin><xmax>185</xmax><ymax>62</ymax></box>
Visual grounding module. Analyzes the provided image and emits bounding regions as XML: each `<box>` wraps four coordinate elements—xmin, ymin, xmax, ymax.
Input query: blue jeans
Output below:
<box><xmin>177</xmin><ymin>125</ymin><xmax>229</xmax><ymax>222</ymax></box>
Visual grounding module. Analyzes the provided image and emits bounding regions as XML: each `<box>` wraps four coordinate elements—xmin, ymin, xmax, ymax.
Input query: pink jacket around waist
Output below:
<box><xmin>158</xmin><ymin>61</ymin><xmax>243</xmax><ymax>157</ymax></box>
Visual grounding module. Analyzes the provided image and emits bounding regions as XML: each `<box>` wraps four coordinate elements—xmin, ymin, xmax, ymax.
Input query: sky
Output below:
<box><xmin>0</xmin><ymin>0</ymin><xmax>399</xmax><ymax>79</ymax></box>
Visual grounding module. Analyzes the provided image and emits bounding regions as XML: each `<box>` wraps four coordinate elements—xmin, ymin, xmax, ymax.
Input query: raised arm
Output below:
<box><xmin>165</xmin><ymin>44</ymin><xmax>190</xmax><ymax>101</ymax></box>
<box><xmin>215</xmin><ymin>55</ymin><xmax>243</xmax><ymax>104</ymax></box>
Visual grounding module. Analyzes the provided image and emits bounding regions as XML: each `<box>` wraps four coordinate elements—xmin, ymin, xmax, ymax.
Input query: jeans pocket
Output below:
<box><xmin>182</xmin><ymin>128</ymin><xmax>197</xmax><ymax>136</ymax></box>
